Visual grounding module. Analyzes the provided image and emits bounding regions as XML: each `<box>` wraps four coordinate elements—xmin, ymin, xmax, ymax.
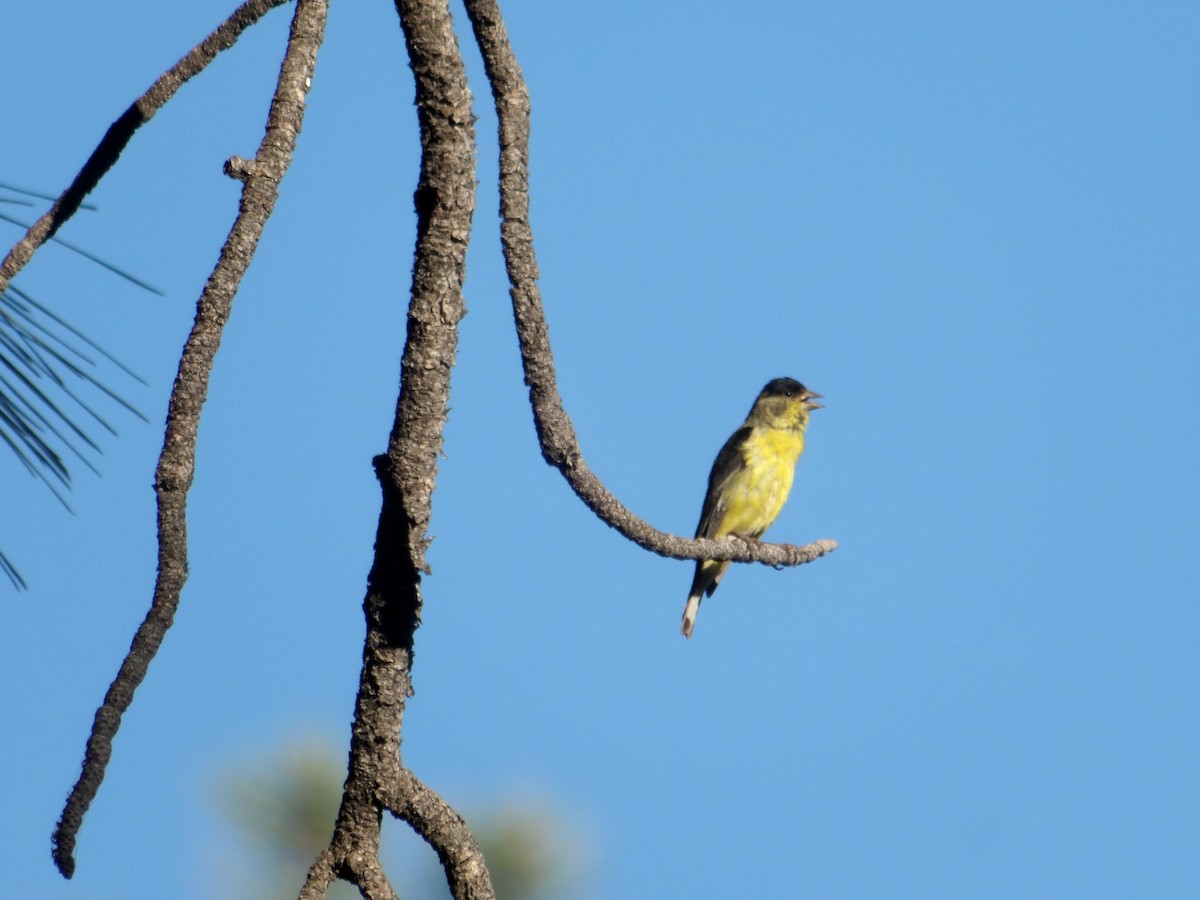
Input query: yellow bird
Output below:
<box><xmin>681</xmin><ymin>377</ymin><xmax>823</xmax><ymax>638</ymax></box>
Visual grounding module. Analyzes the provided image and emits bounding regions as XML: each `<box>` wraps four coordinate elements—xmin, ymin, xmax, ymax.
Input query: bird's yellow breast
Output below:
<box><xmin>716</xmin><ymin>427</ymin><xmax>805</xmax><ymax>538</ymax></box>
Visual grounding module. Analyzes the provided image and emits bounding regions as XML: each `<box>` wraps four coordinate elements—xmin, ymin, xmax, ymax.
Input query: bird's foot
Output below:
<box><xmin>732</xmin><ymin>533</ymin><xmax>765</xmax><ymax>557</ymax></box>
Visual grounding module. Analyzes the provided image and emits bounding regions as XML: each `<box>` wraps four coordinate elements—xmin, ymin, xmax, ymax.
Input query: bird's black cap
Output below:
<box><xmin>760</xmin><ymin>377</ymin><xmax>808</xmax><ymax>398</ymax></box>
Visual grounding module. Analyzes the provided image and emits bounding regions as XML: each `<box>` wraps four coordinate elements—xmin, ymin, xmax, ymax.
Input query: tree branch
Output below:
<box><xmin>462</xmin><ymin>0</ymin><xmax>837</xmax><ymax>573</ymax></box>
<box><xmin>52</xmin><ymin>0</ymin><xmax>328</xmax><ymax>877</ymax></box>
<box><xmin>389</xmin><ymin>768</ymin><xmax>494</xmax><ymax>899</ymax></box>
<box><xmin>300</xmin><ymin>1</ymin><xmax>493</xmax><ymax>897</ymax></box>
<box><xmin>0</xmin><ymin>0</ymin><xmax>291</xmax><ymax>296</ymax></box>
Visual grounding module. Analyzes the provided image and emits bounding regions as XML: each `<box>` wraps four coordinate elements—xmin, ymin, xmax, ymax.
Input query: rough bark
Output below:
<box><xmin>52</xmin><ymin>0</ymin><xmax>328</xmax><ymax>877</ymax></box>
<box><xmin>299</xmin><ymin>1</ymin><xmax>493</xmax><ymax>897</ymax></box>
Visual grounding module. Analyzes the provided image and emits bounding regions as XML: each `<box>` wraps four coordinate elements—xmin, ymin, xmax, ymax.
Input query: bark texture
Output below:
<box><xmin>52</xmin><ymin>0</ymin><xmax>327</xmax><ymax>878</ymax></box>
<box><xmin>299</xmin><ymin>1</ymin><xmax>493</xmax><ymax>897</ymax></box>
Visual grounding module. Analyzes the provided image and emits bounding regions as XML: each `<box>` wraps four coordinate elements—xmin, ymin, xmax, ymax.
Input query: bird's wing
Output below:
<box><xmin>695</xmin><ymin>425</ymin><xmax>751</xmax><ymax>539</ymax></box>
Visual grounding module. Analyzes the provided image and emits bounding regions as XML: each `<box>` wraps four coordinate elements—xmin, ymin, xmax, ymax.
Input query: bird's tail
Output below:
<box><xmin>680</xmin><ymin>592</ymin><xmax>701</xmax><ymax>639</ymax></box>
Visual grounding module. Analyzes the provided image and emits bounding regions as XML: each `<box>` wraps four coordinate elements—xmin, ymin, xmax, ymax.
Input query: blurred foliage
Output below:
<box><xmin>220</xmin><ymin>742</ymin><xmax>357</xmax><ymax>900</ymax></box>
<box><xmin>218</xmin><ymin>737</ymin><xmax>585</xmax><ymax>900</ymax></box>
<box><xmin>473</xmin><ymin>803</ymin><xmax>576</xmax><ymax>900</ymax></box>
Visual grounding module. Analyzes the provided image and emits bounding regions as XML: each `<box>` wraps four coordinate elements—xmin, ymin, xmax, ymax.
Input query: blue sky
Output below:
<box><xmin>4</xmin><ymin>1</ymin><xmax>1198</xmax><ymax>897</ymax></box>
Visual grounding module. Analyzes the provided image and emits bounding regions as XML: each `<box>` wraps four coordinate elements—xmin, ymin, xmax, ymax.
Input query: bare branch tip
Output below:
<box><xmin>223</xmin><ymin>156</ymin><xmax>258</xmax><ymax>181</ymax></box>
<box><xmin>51</xmin><ymin>833</ymin><xmax>76</xmax><ymax>880</ymax></box>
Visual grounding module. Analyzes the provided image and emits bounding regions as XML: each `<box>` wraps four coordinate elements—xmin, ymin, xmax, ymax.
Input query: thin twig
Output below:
<box><xmin>463</xmin><ymin>0</ymin><xmax>838</xmax><ymax>570</ymax></box>
<box><xmin>52</xmin><ymin>0</ymin><xmax>327</xmax><ymax>878</ymax></box>
<box><xmin>0</xmin><ymin>0</ymin><xmax>290</xmax><ymax>295</ymax></box>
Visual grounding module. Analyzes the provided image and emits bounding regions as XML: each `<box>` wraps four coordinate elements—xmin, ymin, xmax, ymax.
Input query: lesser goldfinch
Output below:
<box><xmin>680</xmin><ymin>377</ymin><xmax>823</xmax><ymax>638</ymax></box>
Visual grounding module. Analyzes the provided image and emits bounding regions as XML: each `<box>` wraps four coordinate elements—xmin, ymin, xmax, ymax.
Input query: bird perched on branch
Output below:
<box><xmin>681</xmin><ymin>377</ymin><xmax>823</xmax><ymax>638</ymax></box>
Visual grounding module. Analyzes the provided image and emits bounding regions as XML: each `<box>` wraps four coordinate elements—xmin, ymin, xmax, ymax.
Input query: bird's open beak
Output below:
<box><xmin>803</xmin><ymin>391</ymin><xmax>824</xmax><ymax>411</ymax></box>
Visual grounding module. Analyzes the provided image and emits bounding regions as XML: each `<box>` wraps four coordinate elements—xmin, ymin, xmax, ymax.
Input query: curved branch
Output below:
<box><xmin>52</xmin><ymin>0</ymin><xmax>328</xmax><ymax>878</ymax></box>
<box><xmin>463</xmin><ymin>0</ymin><xmax>837</xmax><ymax>572</ymax></box>
<box><xmin>389</xmin><ymin>768</ymin><xmax>492</xmax><ymax>900</ymax></box>
<box><xmin>0</xmin><ymin>0</ymin><xmax>291</xmax><ymax>295</ymax></box>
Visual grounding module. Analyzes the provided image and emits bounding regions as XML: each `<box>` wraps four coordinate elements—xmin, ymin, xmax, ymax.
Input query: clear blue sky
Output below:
<box><xmin>4</xmin><ymin>2</ymin><xmax>1198</xmax><ymax>897</ymax></box>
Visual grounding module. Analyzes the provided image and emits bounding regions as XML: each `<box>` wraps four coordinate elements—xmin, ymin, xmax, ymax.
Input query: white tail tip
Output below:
<box><xmin>680</xmin><ymin>595</ymin><xmax>700</xmax><ymax>639</ymax></box>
